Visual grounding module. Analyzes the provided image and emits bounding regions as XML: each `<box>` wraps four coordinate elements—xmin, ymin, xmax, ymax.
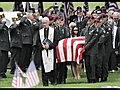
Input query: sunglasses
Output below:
<box><xmin>73</xmin><ymin>30</ymin><xmax>78</xmax><ymax>31</ymax></box>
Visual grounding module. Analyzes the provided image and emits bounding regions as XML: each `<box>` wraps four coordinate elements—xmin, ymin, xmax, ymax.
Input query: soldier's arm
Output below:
<box><xmin>85</xmin><ymin>30</ymin><xmax>100</xmax><ymax>51</ymax></box>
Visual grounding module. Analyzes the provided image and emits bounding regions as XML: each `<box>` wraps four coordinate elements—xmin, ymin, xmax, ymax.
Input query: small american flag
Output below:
<box><xmin>25</xmin><ymin>60</ymin><xmax>40</xmax><ymax>88</ymax></box>
<box><xmin>12</xmin><ymin>65</ymin><xmax>25</xmax><ymax>88</ymax></box>
<box><xmin>83</xmin><ymin>2</ymin><xmax>89</xmax><ymax>12</ymax></box>
<box><xmin>56</xmin><ymin>37</ymin><xmax>85</xmax><ymax>64</ymax></box>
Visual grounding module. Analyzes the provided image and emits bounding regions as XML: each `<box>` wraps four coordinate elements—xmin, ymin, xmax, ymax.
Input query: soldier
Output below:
<box><xmin>83</xmin><ymin>15</ymin><xmax>100</xmax><ymax>83</ymax></box>
<box><xmin>54</xmin><ymin>16</ymin><xmax>70</xmax><ymax>84</ymax></box>
<box><xmin>99</xmin><ymin>13</ymin><xmax>113</xmax><ymax>82</ymax></box>
<box><xmin>9</xmin><ymin>17</ymin><xmax>22</xmax><ymax>74</ymax></box>
<box><xmin>32</xmin><ymin>12</ymin><xmax>43</xmax><ymax>70</ymax></box>
<box><xmin>94</xmin><ymin>18</ymin><xmax>106</xmax><ymax>82</ymax></box>
<box><xmin>0</xmin><ymin>14</ymin><xmax>10</xmax><ymax>78</ymax></box>
<box><xmin>19</xmin><ymin>13</ymin><xmax>34</xmax><ymax>72</ymax></box>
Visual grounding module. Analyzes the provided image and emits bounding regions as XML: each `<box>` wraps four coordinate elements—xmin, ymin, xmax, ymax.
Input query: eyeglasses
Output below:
<box><xmin>113</xmin><ymin>18</ymin><xmax>119</xmax><ymax>19</ymax></box>
<box><xmin>73</xmin><ymin>30</ymin><xmax>78</xmax><ymax>31</ymax></box>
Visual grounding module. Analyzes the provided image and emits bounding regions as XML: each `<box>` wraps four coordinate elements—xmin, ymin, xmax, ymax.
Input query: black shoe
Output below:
<box><xmin>43</xmin><ymin>84</ymin><xmax>48</xmax><ymax>86</ymax></box>
<box><xmin>0</xmin><ymin>74</ymin><xmax>7</xmax><ymax>78</ymax></box>
<box><xmin>2</xmin><ymin>74</ymin><xmax>7</xmax><ymax>78</ymax></box>
<box><xmin>88</xmin><ymin>79</ymin><xmax>96</xmax><ymax>83</ymax></box>
<box><xmin>101</xmin><ymin>78</ymin><xmax>107</xmax><ymax>82</ymax></box>
<box><xmin>95</xmin><ymin>78</ymin><xmax>99</xmax><ymax>82</ymax></box>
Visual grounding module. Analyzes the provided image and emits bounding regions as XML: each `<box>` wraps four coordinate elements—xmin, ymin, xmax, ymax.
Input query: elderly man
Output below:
<box><xmin>36</xmin><ymin>17</ymin><xmax>59</xmax><ymax>86</ymax></box>
<box><xmin>113</xmin><ymin>12</ymin><xmax>120</xmax><ymax>27</ymax></box>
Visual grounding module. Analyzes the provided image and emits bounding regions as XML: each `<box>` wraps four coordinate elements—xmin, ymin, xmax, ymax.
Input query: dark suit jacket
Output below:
<box><xmin>115</xmin><ymin>27</ymin><xmax>120</xmax><ymax>53</ymax></box>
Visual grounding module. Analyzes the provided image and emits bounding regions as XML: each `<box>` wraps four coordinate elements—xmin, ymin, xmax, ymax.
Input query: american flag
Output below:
<box><xmin>56</xmin><ymin>37</ymin><xmax>85</xmax><ymax>64</ymax></box>
<box><xmin>12</xmin><ymin>65</ymin><xmax>25</xmax><ymax>88</ymax></box>
<box><xmin>108</xmin><ymin>2</ymin><xmax>119</xmax><ymax>10</ymax></box>
<box><xmin>61</xmin><ymin>2</ymin><xmax>74</xmax><ymax>26</ymax></box>
<box><xmin>38</xmin><ymin>2</ymin><xmax>44</xmax><ymax>14</ymax></box>
<box><xmin>25</xmin><ymin>60</ymin><xmax>40</xmax><ymax>88</ymax></box>
<box><xmin>83</xmin><ymin>2</ymin><xmax>89</xmax><ymax>12</ymax></box>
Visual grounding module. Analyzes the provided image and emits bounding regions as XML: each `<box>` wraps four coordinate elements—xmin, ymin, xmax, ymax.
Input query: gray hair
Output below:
<box><xmin>42</xmin><ymin>17</ymin><xmax>49</xmax><ymax>22</ymax></box>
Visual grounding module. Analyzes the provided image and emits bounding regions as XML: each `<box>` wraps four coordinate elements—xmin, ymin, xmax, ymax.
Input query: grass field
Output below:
<box><xmin>0</xmin><ymin>2</ymin><xmax>120</xmax><ymax>88</ymax></box>
<box><xmin>0</xmin><ymin>68</ymin><xmax>120</xmax><ymax>88</ymax></box>
<box><xmin>1</xmin><ymin>2</ymin><xmax>120</xmax><ymax>12</ymax></box>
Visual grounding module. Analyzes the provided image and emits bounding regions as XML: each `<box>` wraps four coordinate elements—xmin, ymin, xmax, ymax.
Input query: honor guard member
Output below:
<box><xmin>9</xmin><ymin>17</ymin><xmax>22</xmax><ymax>74</ymax></box>
<box><xmin>37</xmin><ymin>17</ymin><xmax>59</xmax><ymax>86</ymax></box>
<box><xmin>0</xmin><ymin>14</ymin><xmax>10</xmax><ymax>78</ymax></box>
<box><xmin>19</xmin><ymin>13</ymin><xmax>34</xmax><ymax>72</ymax></box>
<box><xmin>54</xmin><ymin>16</ymin><xmax>70</xmax><ymax>84</ymax></box>
<box><xmin>32</xmin><ymin>12</ymin><xmax>43</xmax><ymax>70</ymax></box>
<box><xmin>94</xmin><ymin>18</ymin><xmax>106</xmax><ymax>82</ymax></box>
<box><xmin>99</xmin><ymin>13</ymin><xmax>113</xmax><ymax>82</ymax></box>
<box><xmin>83</xmin><ymin>15</ymin><xmax>100</xmax><ymax>83</ymax></box>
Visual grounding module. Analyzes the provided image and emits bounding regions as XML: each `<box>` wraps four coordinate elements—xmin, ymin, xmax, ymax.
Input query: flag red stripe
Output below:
<box><xmin>63</xmin><ymin>38</ymin><xmax>68</xmax><ymax>61</ymax></box>
<box><xmin>56</xmin><ymin>46</ymin><xmax>61</xmax><ymax>62</ymax></box>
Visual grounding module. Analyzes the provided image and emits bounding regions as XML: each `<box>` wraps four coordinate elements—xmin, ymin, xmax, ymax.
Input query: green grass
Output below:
<box><xmin>1</xmin><ymin>2</ymin><xmax>120</xmax><ymax>12</ymax></box>
<box><xmin>0</xmin><ymin>68</ymin><xmax>120</xmax><ymax>88</ymax></box>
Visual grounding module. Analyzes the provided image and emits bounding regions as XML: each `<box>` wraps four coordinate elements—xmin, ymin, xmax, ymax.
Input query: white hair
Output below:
<box><xmin>42</xmin><ymin>17</ymin><xmax>49</xmax><ymax>22</ymax></box>
<box><xmin>113</xmin><ymin>12</ymin><xmax>119</xmax><ymax>15</ymax></box>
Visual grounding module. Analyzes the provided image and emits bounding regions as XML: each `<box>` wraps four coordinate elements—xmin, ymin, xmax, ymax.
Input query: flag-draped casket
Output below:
<box><xmin>56</xmin><ymin>36</ymin><xmax>85</xmax><ymax>64</ymax></box>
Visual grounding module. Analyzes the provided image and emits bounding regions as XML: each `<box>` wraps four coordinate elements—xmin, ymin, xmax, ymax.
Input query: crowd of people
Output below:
<box><xmin>0</xmin><ymin>2</ymin><xmax>120</xmax><ymax>86</ymax></box>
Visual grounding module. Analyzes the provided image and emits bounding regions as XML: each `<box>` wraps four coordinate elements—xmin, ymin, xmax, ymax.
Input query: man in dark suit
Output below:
<box><xmin>113</xmin><ymin>12</ymin><xmax>120</xmax><ymax>27</ymax></box>
<box><xmin>32</xmin><ymin>12</ymin><xmax>43</xmax><ymax>70</ymax></box>
<box><xmin>9</xmin><ymin>17</ymin><xmax>22</xmax><ymax>74</ymax></box>
<box><xmin>0</xmin><ymin>14</ymin><xmax>10</xmax><ymax>78</ymax></box>
<box><xmin>115</xmin><ymin>27</ymin><xmax>120</xmax><ymax>68</ymax></box>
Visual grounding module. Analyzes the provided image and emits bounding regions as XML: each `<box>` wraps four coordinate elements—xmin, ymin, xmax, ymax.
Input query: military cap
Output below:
<box><xmin>12</xmin><ymin>17</ymin><xmax>17</xmax><ymax>22</ymax></box>
<box><xmin>99</xmin><ymin>13</ymin><xmax>107</xmax><ymax>18</ymax></box>
<box><xmin>17</xmin><ymin>12</ymin><xmax>23</xmax><ymax>18</ymax></box>
<box><xmin>51</xmin><ymin>11</ymin><xmax>57</xmax><ymax>15</ymax></box>
<box><xmin>53</xmin><ymin>2</ymin><xmax>58</xmax><ymax>7</ymax></box>
<box><xmin>0</xmin><ymin>15</ymin><xmax>2</xmax><ymax>19</ymax></box>
<box><xmin>96</xmin><ymin>9</ymin><xmax>102</xmax><ymax>15</ymax></box>
<box><xmin>33</xmin><ymin>12</ymin><xmax>40</xmax><ymax>17</ymax></box>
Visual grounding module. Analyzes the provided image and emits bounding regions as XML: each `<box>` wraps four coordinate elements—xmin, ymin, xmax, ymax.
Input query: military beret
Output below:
<box><xmin>47</xmin><ymin>15</ymin><xmax>53</xmax><ymax>21</ymax></box>
<box><xmin>88</xmin><ymin>15</ymin><xmax>94</xmax><ymax>19</ymax></box>
<box><xmin>99</xmin><ymin>13</ymin><xmax>107</xmax><ymax>18</ymax></box>
<box><xmin>94</xmin><ymin>18</ymin><xmax>100</xmax><ymax>23</ymax></box>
